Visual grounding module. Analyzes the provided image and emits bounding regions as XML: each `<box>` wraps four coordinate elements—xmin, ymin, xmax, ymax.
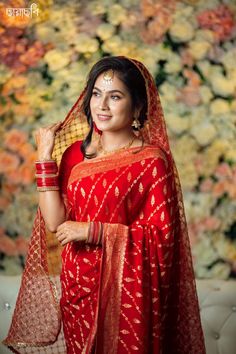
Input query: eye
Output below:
<box><xmin>92</xmin><ymin>91</ymin><xmax>100</xmax><ymax>97</ymax></box>
<box><xmin>111</xmin><ymin>95</ymin><xmax>121</xmax><ymax>100</ymax></box>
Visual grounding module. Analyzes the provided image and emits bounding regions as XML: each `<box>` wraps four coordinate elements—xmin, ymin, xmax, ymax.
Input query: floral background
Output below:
<box><xmin>0</xmin><ymin>0</ymin><xmax>236</xmax><ymax>279</ymax></box>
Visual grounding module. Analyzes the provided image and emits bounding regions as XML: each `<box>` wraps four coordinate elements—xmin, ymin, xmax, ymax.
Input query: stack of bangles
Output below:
<box><xmin>87</xmin><ymin>221</ymin><xmax>103</xmax><ymax>245</ymax></box>
<box><xmin>35</xmin><ymin>160</ymin><xmax>59</xmax><ymax>192</ymax></box>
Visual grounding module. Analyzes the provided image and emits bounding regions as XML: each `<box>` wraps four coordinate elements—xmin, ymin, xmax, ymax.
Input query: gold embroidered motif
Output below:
<box><xmin>151</xmin><ymin>195</ymin><xmax>155</xmax><ymax>206</ymax></box>
<box><xmin>81</xmin><ymin>187</ymin><xmax>85</xmax><ymax>197</ymax></box>
<box><xmin>141</xmin><ymin>160</ymin><xmax>145</xmax><ymax>166</ymax></box>
<box><xmin>139</xmin><ymin>211</ymin><xmax>144</xmax><ymax>220</ymax></box>
<box><xmin>102</xmin><ymin>178</ymin><xmax>107</xmax><ymax>188</ymax></box>
<box><xmin>161</xmin><ymin>211</ymin><xmax>165</xmax><ymax>221</ymax></box>
<box><xmin>82</xmin><ymin>287</ymin><xmax>91</xmax><ymax>293</ymax></box>
<box><xmin>121</xmin><ymin>329</ymin><xmax>130</xmax><ymax>334</ymax></box>
<box><xmin>124</xmin><ymin>277</ymin><xmax>135</xmax><ymax>282</ymax></box>
<box><xmin>94</xmin><ymin>195</ymin><xmax>98</xmax><ymax>206</ymax></box>
<box><xmin>131</xmin><ymin>345</ymin><xmax>139</xmax><ymax>350</ymax></box>
<box><xmin>135</xmin><ymin>292</ymin><xmax>142</xmax><ymax>297</ymax></box>
<box><xmin>115</xmin><ymin>186</ymin><xmax>119</xmax><ymax>197</ymax></box>
<box><xmin>87</xmin><ymin>214</ymin><xmax>90</xmax><ymax>222</ymax></box>
<box><xmin>133</xmin><ymin>318</ymin><xmax>141</xmax><ymax>323</ymax></box>
<box><xmin>163</xmin><ymin>184</ymin><xmax>167</xmax><ymax>195</ymax></box>
<box><xmin>139</xmin><ymin>182</ymin><xmax>143</xmax><ymax>193</ymax></box>
<box><xmin>127</xmin><ymin>171</ymin><xmax>132</xmax><ymax>182</ymax></box>
<box><xmin>123</xmin><ymin>303</ymin><xmax>132</xmax><ymax>308</ymax></box>
<box><xmin>152</xmin><ymin>166</ymin><xmax>157</xmax><ymax>177</ymax></box>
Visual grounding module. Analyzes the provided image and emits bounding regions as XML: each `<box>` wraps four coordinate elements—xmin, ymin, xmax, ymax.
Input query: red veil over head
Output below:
<box><xmin>3</xmin><ymin>57</ymin><xmax>205</xmax><ymax>353</ymax></box>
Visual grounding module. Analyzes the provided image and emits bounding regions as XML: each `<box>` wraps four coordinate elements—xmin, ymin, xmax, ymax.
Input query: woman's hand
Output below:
<box><xmin>34</xmin><ymin>121</ymin><xmax>63</xmax><ymax>160</ymax></box>
<box><xmin>56</xmin><ymin>221</ymin><xmax>89</xmax><ymax>246</ymax></box>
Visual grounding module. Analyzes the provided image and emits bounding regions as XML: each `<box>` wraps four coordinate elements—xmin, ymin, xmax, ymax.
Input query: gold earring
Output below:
<box><xmin>132</xmin><ymin>118</ymin><xmax>141</xmax><ymax>129</ymax></box>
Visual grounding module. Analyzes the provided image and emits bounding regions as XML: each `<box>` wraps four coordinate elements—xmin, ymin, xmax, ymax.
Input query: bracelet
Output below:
<box><xmin>35</xmin><ymin>160</ymin><xmax>59</xmax><ymax>191</ymax></box>
<box><xmin>35</xmin><ymin>160</ymin><xmax>58</xmax><ymax>174</ymax></box>
<box><xmin>87</xmin><ymin>221</ymin><xmax>103</xmax><ymax>245</ymax></box>
<box><xmin>37</xmin><ymin>186</ymin><xmax>60</xmax><ymax>192</ymax></box>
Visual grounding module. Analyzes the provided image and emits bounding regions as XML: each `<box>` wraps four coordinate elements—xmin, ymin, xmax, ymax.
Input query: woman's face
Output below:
<box><xmin>90</xmin><ymin>71</ymin><xmax>134</xmax><ymax>133</ymax></box>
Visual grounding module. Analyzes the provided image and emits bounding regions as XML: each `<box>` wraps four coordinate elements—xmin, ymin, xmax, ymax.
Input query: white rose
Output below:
<box><xmin>220</xmin><ymin>48</ymin><xmax>236</xmax><ymax>72</ymax></box>
<box><xmin>96</xmin><ymin>23</ymin><xmax>115</xmax><ymax>41</ymax></box>
<box><xmin>188</xmin><ymin>40</ymin><xmax>211</xmax><ymax>60</ymax></box>
<box><xmin>199</xmin><ymin>85</ymin><xmax>213</xmax><ymax>104</ymax></box>
<box><xmin>169</xmin><ymin>20</ymin><xmax>195</xmax><ymax>43</ymax></box>
<box><xmin>165</xmin><ymin>113</ymin><xmax>189</xmax><ymax>134</ymax></box>
<box><xmin>190</xmin><ymin>121</ymin><xmax>217</xmax><ymax>146</ymax></box>
<box><xmin>210</xmin><ymin>73</ymin><xmax>235</xmax><ymax>97</ymax></box>
<box><xmin>107</xmin><ymin>4</ymin><xmax>127</xmax><ymax>26</ymax></box>
<box><xmin>44</xmin><ymin>49</ymin><xmax>70</xmax><ymax>71</ymax></box>
<box><xmin>210</xmin><ymin>99</ymin><xmax>231</xmax><ymax>115</ymax></box>
<box><xmin>165</xmin><ymin>54</ymin><xmax>182</xmax><ymax>74</ymax></box>
<box><xmin>75</xmin><ymin>34</ymin><xmax>99</xmax><ymax>54</ymax></box>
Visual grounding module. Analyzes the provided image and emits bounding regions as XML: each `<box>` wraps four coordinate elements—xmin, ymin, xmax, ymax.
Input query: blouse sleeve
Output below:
<box><xmin>58</xmin><ymin>140</ymin><xmax>83</xmax><ymax>218</ymax></box>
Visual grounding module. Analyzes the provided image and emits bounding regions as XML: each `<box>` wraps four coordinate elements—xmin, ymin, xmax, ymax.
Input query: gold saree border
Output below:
<box><xmin>68</xmin><ymin>145</ymin><xmax>168</xmax><ymax>186</ymax></box>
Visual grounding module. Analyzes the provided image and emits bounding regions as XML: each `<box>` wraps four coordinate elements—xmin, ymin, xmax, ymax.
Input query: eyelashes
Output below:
<box><xmin>92</xmin><ymin>91</ymin><xmax>121</xmax><ymax>100</ymax></box>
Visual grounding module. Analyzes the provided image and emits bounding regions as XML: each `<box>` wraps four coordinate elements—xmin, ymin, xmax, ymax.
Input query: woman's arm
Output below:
<box><xmin>38</xmin><ymin>190</ymin><xmax>66</xmax><ymax>233</ymax></box>
<box><xmin>34</xmin><ymin>121</ymin><xmax>67</xmax><ymax>232</ymax></box>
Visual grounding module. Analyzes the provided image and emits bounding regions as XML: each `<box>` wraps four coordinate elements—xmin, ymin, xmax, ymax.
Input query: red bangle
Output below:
<box><xmin>87</xmin><ymin>221</ymin><xmax>103</xmax><ymax>245</ymax></box>
<box><xmin>35</xmin><ymin>160</ymin><xmax>58</xmax><ymax>174</ymax></box>
<box><xmin>36</xmin><ymin>176</ymin><xmax>59</xmax><ymax>187</ymax></box>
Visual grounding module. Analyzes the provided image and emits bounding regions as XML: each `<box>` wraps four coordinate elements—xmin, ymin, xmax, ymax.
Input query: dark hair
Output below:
<box><xmin>81</xmin><ymin>56</ymin><xmax>148</xmax><ymax>158</ymax></box>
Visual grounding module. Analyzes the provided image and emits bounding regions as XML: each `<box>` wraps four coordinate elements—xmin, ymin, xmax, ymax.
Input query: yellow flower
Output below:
<box><xmin>220</xmin><ymin>48</ymin><xmax>236</xmax><ymax>72</ymax></box>
<box><xmin>172</xmin><ymin>135</ymin><xmax>198</xmax><ymax>165</ymax></box>
<box><xmin>96</xmin><ymin>23</ymin><xmax>115</xmax><ymax>41</ymax></box>
<box><xmin>225</xmin><ymin>142</ymin><xmax>236</xmax><ymax>162</ymax></box>
<box><xmin>188</xmin><ymin>40</ymin><xmax>211</xmax><ymax>60</ymax></box>
<box><xmin>169</xmin><ymin>20</ymin><xmax>194</xmax><ymax>42</ymax></box>
<box><xmin>178</xmin><ymin>162</ymin><xmax>199</xmax><ymax>190</ymax></box>
<box><xmin>102</xmin><ymin>35</ymin><xmax>123</xmax><ymax>55</ymax></box>
<box><xmin>107</xmin><ymin>4</ymin><xmax>127</xmax><ymax>26</ymax></box>
<box><xmin>190</xmin><ymin>121</ymin><xmax>217</xmax><ymax>146</ymax></box>
<box><xmin>44</xmin><ymin>49</ymin><xmax>70</xmax><ymax>71</ymax></box>
<box><xmin>231</xmin><ymin>100</ymin><xmax>236</xmax><ymax>112</ymax></box>
<box><xmin>75</xmin><ymin>34</ymin><xmax>99</xmax><ymax>54</ymax></box>
<box><xmin>88</xmin><ymin>0</ymin><xmax>107</xmax><ymax>16</ymax></box>
<box><xmin>210</xmin><ymin>73</ymin><xmax>235</xmax><ymax>97</ymax></box>
<box><xmin>165</xmin><ymin>54</ymin><xmax>182</xmax><ymax>74</ymax></box>
<box><xmin>210</xmin><ymin>99</ymin><xmax>231</xmax><ymax>115</ymax></box>
<box><xmin>199</xmin><ymin>85</ymin><xmax>213</xmax><ymax>104</ymax></box>
<box><xmin>165</xmin><ymin>113</ymin><xmax>189</xmax><ymax>135</ymax></box>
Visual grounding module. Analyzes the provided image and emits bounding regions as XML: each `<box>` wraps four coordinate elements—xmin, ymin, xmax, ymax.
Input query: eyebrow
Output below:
<box><xmin>93</xmin><ymin>86</ymin><xmax>125</xmax><ymax>95</ymax></box>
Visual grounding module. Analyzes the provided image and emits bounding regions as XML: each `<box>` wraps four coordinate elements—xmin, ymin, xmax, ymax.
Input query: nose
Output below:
<box><xmin>99</xmin><ymin>96</ymin><xmax>109</xmax><ymax>110</ymax></box>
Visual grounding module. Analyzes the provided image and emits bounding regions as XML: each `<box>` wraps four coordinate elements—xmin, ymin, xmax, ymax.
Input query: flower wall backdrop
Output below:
<box><xmin>0</xmin><ymin>0</ymin><xmax>236</xmax><ymax>278</ymax></box>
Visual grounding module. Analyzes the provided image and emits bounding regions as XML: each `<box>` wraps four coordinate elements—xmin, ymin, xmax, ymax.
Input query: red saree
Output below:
<box><xmin>3</xmin><ymin>57</ymin><xmax>206</xmax><ymax>354</ymax></box>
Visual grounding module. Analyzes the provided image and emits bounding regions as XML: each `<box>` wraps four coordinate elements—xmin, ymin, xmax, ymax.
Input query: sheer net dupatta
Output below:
<box><xmin>3</xmin><ymin>93</ymin><xmax>89</xmax><ymax>353</ymax></box>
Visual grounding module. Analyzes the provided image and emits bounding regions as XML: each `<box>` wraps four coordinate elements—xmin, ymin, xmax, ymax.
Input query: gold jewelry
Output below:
<box><xmin>132</xmin><ymin>118</ymin><xmax>141</xmax><ymax>129</ymax></box>
<box><xmin>98</xmin><ymin>136</ymin><xmax>136</xmax><ymax>155</ymax></box>
<box><xmin>102</xmin><ymin>69</ymin><xmax>114</xmax><ymax>85</ymax></box>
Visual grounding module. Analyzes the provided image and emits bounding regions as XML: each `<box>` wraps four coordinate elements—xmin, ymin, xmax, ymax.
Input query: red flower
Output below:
<box><xmin>197</xmin><ymin>5</ymin><xmax>235</xmax><ymax>42</ymax></box>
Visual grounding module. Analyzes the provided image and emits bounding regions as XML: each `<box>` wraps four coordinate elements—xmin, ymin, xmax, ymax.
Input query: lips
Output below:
<box><xmin>97</xmin><ymin>114</ymin><xmax>112</xmax><ymax>121</ymax></box>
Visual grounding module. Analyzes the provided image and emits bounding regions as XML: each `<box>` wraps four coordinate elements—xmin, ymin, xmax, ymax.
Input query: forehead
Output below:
<box><xmin>93</xmin><ymin>71</ymin><xmax>129</xmax><ymax>93</ymax></box>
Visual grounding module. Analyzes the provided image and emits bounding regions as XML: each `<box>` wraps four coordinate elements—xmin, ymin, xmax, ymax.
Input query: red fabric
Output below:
<box><xmin>58</xmin><ymin>140</ymin><xmax>83</xmax><ymax>195</ymax></box>
<box><xmin>60</xmin><ymin>145</ymin><xmax>205</xmax><ymax>353</ymax></box>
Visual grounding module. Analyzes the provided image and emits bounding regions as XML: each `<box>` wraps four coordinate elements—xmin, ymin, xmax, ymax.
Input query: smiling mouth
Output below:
<box><xmin>97</xmin><ymin>114</ymin><xmax>112</xmax><ymax>121</ymax></box>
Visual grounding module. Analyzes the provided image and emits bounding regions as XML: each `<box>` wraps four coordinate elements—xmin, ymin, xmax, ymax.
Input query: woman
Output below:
<box><xmin>4</xmin><ymin>56</ymin><xmax>206</xmax><ymax>353</ymax></box>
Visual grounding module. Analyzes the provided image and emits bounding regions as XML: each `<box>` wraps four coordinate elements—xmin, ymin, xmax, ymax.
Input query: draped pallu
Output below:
<box><xmin>3</xmin><ymin>56</ymin><xmax>205</xmax><ymax>354</ymax></box>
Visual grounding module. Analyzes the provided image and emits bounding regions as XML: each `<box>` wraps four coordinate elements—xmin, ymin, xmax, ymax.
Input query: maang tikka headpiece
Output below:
<box><xmin>102</xmin><ymin>69</ymin><xmax>114</xmax><ymax>85</ymax></box>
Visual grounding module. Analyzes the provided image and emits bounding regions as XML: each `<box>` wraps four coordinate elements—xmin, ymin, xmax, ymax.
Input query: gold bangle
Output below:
<box><xmin>35</xmin><ymin>159</ymin><xmax>56</xmax><ymax>163</ymax></box>
<box><xmin>35</xmin><ymin>173</ymin><xmax>58</xmax><ymax>178</ymax></box>
<box><xmin>37</xmin><ymin>186</ymin><xmax>60</xmax><ymax>192</ymax></box>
